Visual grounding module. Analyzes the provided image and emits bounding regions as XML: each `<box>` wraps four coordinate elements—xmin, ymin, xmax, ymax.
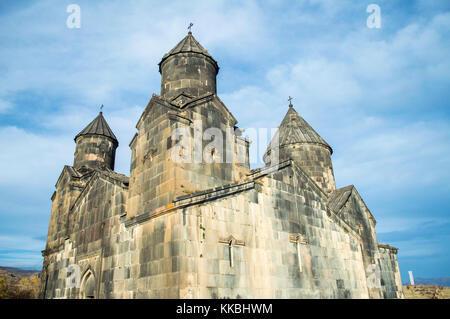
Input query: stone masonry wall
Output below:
<box><xmin>41</xmin><ymin>172</ymin><xmax>128</xmax><ymax>299</ymax></box>
<box><xmin>337</xmin><ymin>191</ymin><xmax>383</xmax><ymax>298</ymax></box>
<box><xmin>127</xmin><ymin>95</ymin><xmax>248</xmax><ymax>219</ymax></box>
<box><xmin>45</xmin><ymin>168</ymin><xmax>84</xmax><ymax>254</ymax></box>
<box><xmin>279</xmin><ymin>143</ymin><xmax>336</xmax><ymax>193</ymax></box>
<box><xmin>41</xmin><ymin>162</ymin><xmax>403</xmax><ymax>299</ymax></box>
<box><xmin>378</xmin><ymin>245</ymin><xmax>404</xmax><ymax>299</ymax></box>
<box><xmin>110</xmin><ymin>163</ymin><xmax>371</xmax><ymax>298</ymax></box>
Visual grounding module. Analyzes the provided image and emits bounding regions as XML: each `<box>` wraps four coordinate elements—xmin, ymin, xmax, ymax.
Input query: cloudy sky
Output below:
<box><xmin>0</xmin><ymin>0</ymin><xmax>449</xmax><ymax>282</ymax></box>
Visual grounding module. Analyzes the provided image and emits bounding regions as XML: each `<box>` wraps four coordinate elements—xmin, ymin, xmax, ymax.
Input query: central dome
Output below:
<box><xmin>158</xmin><ymin>32</ymin><xmax>219</xmax><ymax>100</ymax></box>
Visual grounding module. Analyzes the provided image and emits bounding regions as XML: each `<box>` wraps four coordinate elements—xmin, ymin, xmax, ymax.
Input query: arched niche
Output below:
<box><xmin>80</xmin><ymin>268</ymin><xmax>96</xmax><ymax>299</ymax></box>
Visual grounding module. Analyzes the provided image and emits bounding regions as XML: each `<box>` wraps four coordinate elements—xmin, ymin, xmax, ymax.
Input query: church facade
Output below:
<box><xmin>40</xmin><ymin>32</ymin><xmax>403</xmax><ymax>299</ymax></box>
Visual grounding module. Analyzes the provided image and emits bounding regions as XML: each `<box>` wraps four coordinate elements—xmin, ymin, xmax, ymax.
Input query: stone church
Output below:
<box><xmin>40</xmin><ymin>32</ymin><xmax>403</xmax><ymax>299</ymax></box>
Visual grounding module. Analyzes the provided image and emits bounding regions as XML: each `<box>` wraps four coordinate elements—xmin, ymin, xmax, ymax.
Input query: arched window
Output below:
<box><xmin>80</xmin><ymin>269</ymin><xmax>96</xmax><ymax>299</ymax></box>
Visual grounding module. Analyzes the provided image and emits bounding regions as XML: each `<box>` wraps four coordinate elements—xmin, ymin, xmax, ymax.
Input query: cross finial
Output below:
<box><xmin>100</xmin><ymin>104</ymin><xmax>104</xmax><ymax>113</ymax></box>
<box><xmin>188</xmin><ymin>22</ymin><xmax>193</xmax><ymax>33</ymax></box>
<box><xmin>288</xmin><ymin>96</ymin><xmax>293</xmax><ymax>107</ymax></box>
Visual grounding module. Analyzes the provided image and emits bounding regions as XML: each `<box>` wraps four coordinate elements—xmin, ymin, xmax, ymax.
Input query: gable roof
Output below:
<box><xmin>328</xmin><ymin>185</ymin><xmax>376</xmax><ymax>224</ymax></box>
<box><xmin>69</xmin><ymin>168</ymin><xmax>129</xmax><ymax>213</ymax></box>
<box><xmin>55</xmin><ymin>165</ymin><xmax>82</xmax><ymax>188</ymax></box>
<box><xmin>159</xmin><ymin>32</ymin><xmax>218</xmax><ymax>72</ymax></box>
<box><xmin>74</xmin><ymin>112</ymin><xmax>118</xmax><ymax>145</ymax></box>
<box><xmin>138</xmin><ymin>93</ymin><xmax>238</xmax><ymax>129</ymax></box>
<box><xmin>183</xmin><ymin>93</ymin><xmax>237</xmax><ymax>126</ymax></box>
<box><xmin>266</xmin><ymin>104</ymin><xmax>332</xmax><ymax>155</ymax></box>
<box><xmin>328</xmin><ymin>185</ymin><xmax>354</xmax><ymax>214</ymax></box>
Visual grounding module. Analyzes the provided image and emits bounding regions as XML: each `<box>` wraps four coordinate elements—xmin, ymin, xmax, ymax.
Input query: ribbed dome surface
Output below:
<box><xmin>159</xmin><ymin>32</ymin><xmax>218</xmax><ymax>71</ymax></box>
<box><xmin>266</xmin><ymin>105</ymin><xmax>332</xmax><ymax>154</ymax></box>
<box><xmin>75</xmin><ymin>112</ymin><xmax>118</xmax><ymax>144</ymax></box>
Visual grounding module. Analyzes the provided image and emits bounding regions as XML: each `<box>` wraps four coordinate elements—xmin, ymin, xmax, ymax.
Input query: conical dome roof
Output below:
<box><xmin>159</xmin><ymin>32</ymin><xmax>218</xmax><ymax>72</ymax></box>
<box><xmin>74</xmin><ymin>112</ymin><xmax>118</xmax><ymax>145</ymax></box>
<box><xmin>266</xmin><ymin>104</ymin><xmax>332</xmax><ymax>155</ymax></box>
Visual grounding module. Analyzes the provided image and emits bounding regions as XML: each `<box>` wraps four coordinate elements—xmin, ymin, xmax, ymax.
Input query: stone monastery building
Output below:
<box><xmin>40</xmin><ymin>32</ymin><xmax>403</xmax><ymax>299</ymax></box>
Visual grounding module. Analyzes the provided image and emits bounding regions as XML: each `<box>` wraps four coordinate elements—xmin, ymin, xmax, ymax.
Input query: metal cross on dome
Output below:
<box><xmin>188</xmin><ymin>22</ymin><xmax>193</xmax><ymax>33</ymax></box>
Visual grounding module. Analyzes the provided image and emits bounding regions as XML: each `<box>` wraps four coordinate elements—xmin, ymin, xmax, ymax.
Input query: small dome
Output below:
<box><xmin>158</xmin><ymin>32</ymin><xmax>218</xmax><ymax>73</ymax></box>
<box><xmin>75</xmin><ymin>112</ymin><xmax>118</xmax><ymax>146</ymax></box>
<box><xmin>73</xmin><ymin>112</ymin><xmax>118</xmax><ymax>170</ymax></box>
<box><xmin>265</xmin><ymin>105</ymin><xmax>332</xmax><ymax>156</ymax></box>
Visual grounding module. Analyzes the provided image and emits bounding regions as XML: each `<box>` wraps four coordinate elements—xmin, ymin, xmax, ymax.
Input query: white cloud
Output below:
<box><xmin>221</xmin><ymin>9</ymin><xmax>450</xmax><ymax>192</ymax></box>
<box><xmin>334</xmin><ymin>120</ymin><xmax>450</xmax><ymax>192</ymax></box>
<box><xmin>0</xmin><ymin>235</ymin><xmax>45</xmax><ymax>252</ymax></box>
<box><xmin>0</xmin><ymin>0</ymin><xmax>269</xmax><ymax>110</ymax></box>
<box><xmin>389</xmin><ymin>237</ymin><xmax>447</xmax><ymax>258</ymax></box>
<box><xmin>0</xmin><ymin>126</ymin><xmax>73</xmax><ymax>188</ymax></box>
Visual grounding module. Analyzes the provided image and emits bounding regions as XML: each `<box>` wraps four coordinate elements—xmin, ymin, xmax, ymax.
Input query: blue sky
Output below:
<box><xmin>0</xmin><ymin>0</ymin><xmax>449</xmax><ymax>282</ymax></box>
